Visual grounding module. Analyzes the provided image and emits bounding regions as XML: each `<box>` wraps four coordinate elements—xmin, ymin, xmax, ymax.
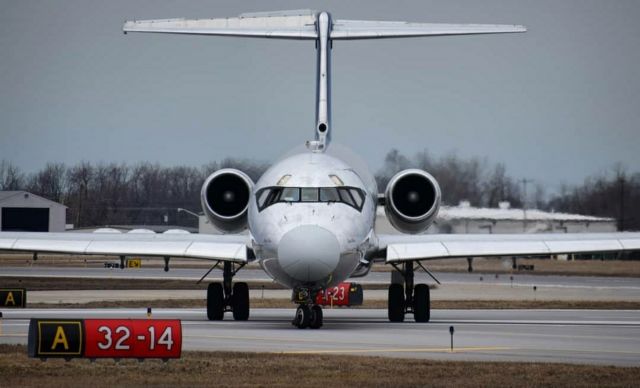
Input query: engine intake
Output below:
<box><xmin>384</xmin><ymin>169</ymin><xmax>441</xmax><ymax>234</ymax></box>
<box><xmin>201</xmin><ymin>169</ymin><xmax>254</xmax><ymax>233</ymax></box>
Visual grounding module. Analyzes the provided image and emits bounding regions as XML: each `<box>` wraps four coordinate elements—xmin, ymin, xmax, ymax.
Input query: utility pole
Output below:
<box><xmin>520</xmin><ymin>178</ymin><xmax>533</xmax><ymax>232</ymax></box>
<box><xmin>619</xmin><ymin>176</ymin><xmax>625</xmax><ymax>231</ymax></box>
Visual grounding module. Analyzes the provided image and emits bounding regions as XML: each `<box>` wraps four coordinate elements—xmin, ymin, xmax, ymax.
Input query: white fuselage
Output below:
<box><xmin>248</xmin><ymin>151</ymin><xmax>378</xmax><ymax>290</ymax></box>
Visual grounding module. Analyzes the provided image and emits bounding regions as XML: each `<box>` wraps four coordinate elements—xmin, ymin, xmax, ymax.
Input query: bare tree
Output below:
<box><xmin>26</xmin><ymin>163</ymin><xmax>67</xmax><ymax>203</ymax></box>
<box><xmin>0</xmin><ymin>160</ymin><xmax>24</xmax><ymax>190</ymax></box>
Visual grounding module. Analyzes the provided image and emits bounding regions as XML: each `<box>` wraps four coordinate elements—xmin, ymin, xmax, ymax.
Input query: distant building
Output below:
<box><xmin>68</xmin><ymin>225</ymin><xmax>197</xmax><ymax>234</ymax></box>
<box><xmin>0</xmin><ymin>191</ymin><xmax>67</xmax><ymax>232</ymax></box>
<box><xmin>376</xmin><ymin>201</ymin><xmax>617</xmax><ymax>234</ymax></box>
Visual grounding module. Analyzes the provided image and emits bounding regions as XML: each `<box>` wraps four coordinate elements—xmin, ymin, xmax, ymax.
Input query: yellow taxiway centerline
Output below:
<box><xmin>282</xmin><ymin>346</ymin><xmax>512</xmax><ymax>355</ymax></box>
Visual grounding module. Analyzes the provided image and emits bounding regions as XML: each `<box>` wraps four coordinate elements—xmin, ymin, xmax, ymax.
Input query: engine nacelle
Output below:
<box><xmin>384</xmin><ymin>169</ymin><xmax>441</xmax><ymax>234</ymax></box>
<box><xmin>200</xmin><ymin>169</ymin><xmax>254</xmax><ymax>233</ymax></box>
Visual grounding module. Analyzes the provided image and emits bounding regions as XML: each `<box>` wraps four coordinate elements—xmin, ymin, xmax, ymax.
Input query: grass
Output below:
<box><xmin>0</xmin><ymin>344</ymin><xmax>638</xmax><ymax>387</ymax></box>
<box><xmin>24</xmin><ymin>298</ymin><xmax>640</xmax><ymax>310</ymax></box>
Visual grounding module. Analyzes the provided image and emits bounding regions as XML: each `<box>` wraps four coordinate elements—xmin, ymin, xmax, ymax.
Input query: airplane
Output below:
<box><xmin>1</xmin><ymin>10</ymin><xmax>639</xmax><ymax>329</ymax></box>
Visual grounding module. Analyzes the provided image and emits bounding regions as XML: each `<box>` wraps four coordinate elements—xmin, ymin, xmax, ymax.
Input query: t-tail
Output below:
<box><xmin>124</xmin><ymin>10</ymin><xmax>526</xmax><ymax>151</ymax></box>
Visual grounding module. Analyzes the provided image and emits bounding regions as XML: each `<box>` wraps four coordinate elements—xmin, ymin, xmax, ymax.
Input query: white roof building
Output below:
<box><xmin>376</xmin><ymin>201</ymin><xmax>616</xmax><ymax>234</ymax></box>
<box><xmin>0</xmin><ymin>191</ymin><xmax>67</xmax><ymax>232</ymax></box>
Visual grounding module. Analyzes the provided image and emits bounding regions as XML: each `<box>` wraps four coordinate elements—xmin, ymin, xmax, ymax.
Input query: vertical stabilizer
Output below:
<box><xmin>124</xmin><ymin>11</ymin><xmax>526</xmax><ymax>152</ymax></box>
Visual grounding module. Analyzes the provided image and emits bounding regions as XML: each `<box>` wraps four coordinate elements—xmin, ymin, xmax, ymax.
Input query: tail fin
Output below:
<box><xmin>124</xmin><ymin>11</ymin><xmax>525</xmax><ymax>152</ymax></box>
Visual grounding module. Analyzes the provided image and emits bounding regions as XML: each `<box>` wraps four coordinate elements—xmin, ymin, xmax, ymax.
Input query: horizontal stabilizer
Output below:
<box><xmin>123</xmin><ymin>10</ymin><xmax>317</xmax><ymax>39</ymax></box>
<box><xmin>331</xmin><ymin>20</ymin><xmax>526</xmax><ymax>40</ymax></box>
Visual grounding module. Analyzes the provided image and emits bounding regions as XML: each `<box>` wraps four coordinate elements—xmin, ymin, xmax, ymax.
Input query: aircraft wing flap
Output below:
<box><xmin>620</xmin><ymin>238</ymin><xmax>640</xmax><ymax>250</ymax></box>
<box><xmin>12</xmin><ymin>238</ymin><xmax>92</xmax><ymax>254</ymax></box>
<box><xmin>442</xmin><ymin>240</ymin><xmax>550</xmax><ymax>258</ymax></box>
<box><xmin>84</xmin><ymin>240</ymin><xmax>192</xmax><ymax>257</ymax></box>
<box><xmin>185</xmin><ymin>241</ymin><xmax>247</xmax><ymax>260</ymax></box>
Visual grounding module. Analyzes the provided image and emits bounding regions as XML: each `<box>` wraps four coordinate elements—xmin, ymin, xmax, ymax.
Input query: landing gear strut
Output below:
<box><xmin>206</xmin><ymin>261</ymin><xmax>248</xmax><ymax>321</ymax></box>
<box><xmin>388</xmin><ymin>262</ymin><xmax>430</xmax><ymax>323</ymax></box>
<box><xmin>291</xmin><ymin>287</ymin><xmax>323</xmax><ymax>329</ymax></box>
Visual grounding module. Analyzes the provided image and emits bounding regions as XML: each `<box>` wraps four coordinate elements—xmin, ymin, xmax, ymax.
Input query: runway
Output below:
<box><xmin>2</xmin><ymin>308</ymin><xmax>639</xmax><ymax>366</ymax></box>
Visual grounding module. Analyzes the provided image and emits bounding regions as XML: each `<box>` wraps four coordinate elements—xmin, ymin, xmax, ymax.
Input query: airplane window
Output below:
<box><xmin>281</xmin><ymin>187</ymin><xmax>300</xmax><ymax>202</ymax></box>
<box><xmin>320</xmin><ymin>188</ymin><xmax>340</xmax><ymax>202</ymax></box>
<box><xmin>257</xmin><ymin>189</ymin><xmax>271</xmax><ymax>209</ymax></box>
<box><xmin>349</xmin><ymin>188</ymin><xmax>364</xmax><ymax>208</ymax></box>
<box><xmin>301</xmin><ymin>188</ymin><xmax>319</xmax><ymax>202</ymax></box>
<box><xmin>256</xmin><ymin>186</ymin><xmax>365</xmax><ymax>211</ymax></box>
<box><xmin>338</xmin><ymin>188</ymin><xmax>356</xmax><ymax>207</ymax></box>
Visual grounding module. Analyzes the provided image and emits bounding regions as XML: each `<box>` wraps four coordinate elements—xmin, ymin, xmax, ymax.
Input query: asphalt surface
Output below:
<box><xmin>1</xmin><ymin>308</ymin><xmax>639</xmax><ymax>366</ymax></box>
<box><xmin>3</xmin><ymin>266</ymin><xmax>640</xmax><ymax>288</ymax></box>
<box><xmin>4</xmin><ymin>266</ymin><xmax>640</xmax><ymax>301</ymax></box>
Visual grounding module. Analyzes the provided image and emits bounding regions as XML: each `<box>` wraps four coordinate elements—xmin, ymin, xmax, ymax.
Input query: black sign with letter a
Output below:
<box><xmin>28</xmin><ymin>319</ymin><xmax>84</xmax><ymax>358</ymax></box>
<box><xmin>0</xmin><ymin>288</ymin><xmax>26</xmax><ymax>308</ymax></box>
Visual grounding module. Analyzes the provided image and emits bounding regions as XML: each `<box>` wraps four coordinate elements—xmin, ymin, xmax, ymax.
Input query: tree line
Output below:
<box><xmin>1</xmin><ymin>152</ymin><xmax>638</xmax><ymax>230</ymax></box>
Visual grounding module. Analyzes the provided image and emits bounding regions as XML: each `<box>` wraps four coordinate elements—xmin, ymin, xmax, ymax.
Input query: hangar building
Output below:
<box><xmin>0</xmin><ymin>191</ymin><xmax>67</xmax><ymax>232</ymax></box>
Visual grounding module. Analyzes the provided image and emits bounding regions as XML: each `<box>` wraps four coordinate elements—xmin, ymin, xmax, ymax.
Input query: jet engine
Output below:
<box><xmin>384</xmin><ymin>169</ymin><xmax>441</xmax><ymax>234</ymax></box>
<box><xmin>200</xmin><ymin>169</ymin><xmax>254</xmax><ymax>233</ymax></box>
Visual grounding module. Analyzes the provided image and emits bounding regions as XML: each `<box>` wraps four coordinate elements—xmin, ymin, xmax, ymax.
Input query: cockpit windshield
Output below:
<box><xmin>256</xmin><ymin>186</ymin><xmax>366</xmax><ymax>212</ymax></box>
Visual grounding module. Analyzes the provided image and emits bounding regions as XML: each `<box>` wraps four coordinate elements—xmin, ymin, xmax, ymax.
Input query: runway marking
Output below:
<box><xmin>525</xmin><ymin>346</ymin><xmax>640</xmax><ymax>356</ymax></box>
<box><xmin>281</xmin><ymin>346</ymin><xmax>512</xmax><ymax>355</ymax></box>
<box><xmin>0</xmin><ymin>334</ymin><xmax>27</xmax><ymax>337</ymax></box>
<box><xmin>183</xmin><ymin>334</ymin><xmax>407</xmax><ymax>347</ymax></box>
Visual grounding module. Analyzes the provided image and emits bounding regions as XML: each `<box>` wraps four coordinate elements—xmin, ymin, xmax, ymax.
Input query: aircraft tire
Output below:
<box><xmin>413</xmin><ymin>283</ymin><xmax>430</xmax><ymax>322</ymax></box>
<box><xmin>232</xmin><ymin>282</ymin><xmax>250</xmax><ymax>321</ymax></box>
<box><xmin>309</xmin><ymin>305</ymin><xmax>323</xmax><ymax>329</ymax></box>
<box><xmin>207</xmin><ymin>282</ymin><xmax>225</xmax><ymax>320</ymax></box>
<box><xmin>388</xmin><ymin>283</ymin><xmax>405</xmax><ymax>322</ymax></box>
<box><xmin>294</xmin><ymin>305</ymin><xmax>311</xmax><ymax>329</ymax></box>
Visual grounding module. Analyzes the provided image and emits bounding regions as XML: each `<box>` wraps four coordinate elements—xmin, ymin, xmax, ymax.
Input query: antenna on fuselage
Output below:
<box><xmin>123</xmin><ymin>10</ymin><xmax>525</xmax><ymax>152</ymax></box>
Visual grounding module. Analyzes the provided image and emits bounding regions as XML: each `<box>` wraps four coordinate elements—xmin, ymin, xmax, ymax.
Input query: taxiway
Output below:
<box><xmin>1</xmin><ymin>308</ymin><xmax>639</xmax><ymax>366</ymax></box>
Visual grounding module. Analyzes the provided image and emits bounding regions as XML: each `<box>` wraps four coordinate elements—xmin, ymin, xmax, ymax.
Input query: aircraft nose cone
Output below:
<box><xmin>277</xmin><ymin>225</ymin><xmax>340</xmax><ymax>282</ymax></box>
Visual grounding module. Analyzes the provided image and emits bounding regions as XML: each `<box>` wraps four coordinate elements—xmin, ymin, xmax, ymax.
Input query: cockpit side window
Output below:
<box><xmin>256</xmin><ymin>186</ymin><xmax>366</xmax><ymax>212</ymax></box>
<box><xmin>338</xmin><ymin>187</ymin><xmax>356</xmax><ymax>207</ymax></box>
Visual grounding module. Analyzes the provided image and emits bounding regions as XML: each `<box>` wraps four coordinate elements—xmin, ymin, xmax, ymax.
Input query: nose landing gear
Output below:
<box><xmin>291</xmin><ymin>287</ymin><xmax>323</xmax><ymax>329</ymax></box>
<box><xmin>292</xmin><ymin>304</ymin><xmax>323</xmax><ymax>329</ymax></box>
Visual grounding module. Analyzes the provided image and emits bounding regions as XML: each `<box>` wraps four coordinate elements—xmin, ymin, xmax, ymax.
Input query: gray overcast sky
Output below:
<box><xmin>1</xmin><ymin>0</ymin><xmax>639</xmax><ymax>191</ymax></box>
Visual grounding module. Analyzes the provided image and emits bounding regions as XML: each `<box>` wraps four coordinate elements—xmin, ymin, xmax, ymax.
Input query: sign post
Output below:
<box><xmin>449</xmin><ymin>326</ymin><xmax>455</xmax><ymax>352</ymax></box>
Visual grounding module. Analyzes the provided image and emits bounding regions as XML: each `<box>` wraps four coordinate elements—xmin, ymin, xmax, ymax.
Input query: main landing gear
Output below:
<box><xmin>388</xmin><ymin>262</ymin><xmax>431</xmax><ymax>323</ymax></box>
<box><xmin>291</xmin><ymin>288</ymin><xmax>323</xmax><ymax>329</ymax></box>
<box><xmin>206</xmin><ymin>262</ymin><xmax>249</xmax><ymax>321</ymax></box>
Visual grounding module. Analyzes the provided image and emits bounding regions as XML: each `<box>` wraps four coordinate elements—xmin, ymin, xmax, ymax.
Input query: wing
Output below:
<box><xmin>377</xmin><ymin>232</ymin><xmax>640</xmax><ymax>263</ymax></box>
<box><xmin>0</xmin><ymin>232</ymin><xmax>250</xmax><ymax>262</ymax></box>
